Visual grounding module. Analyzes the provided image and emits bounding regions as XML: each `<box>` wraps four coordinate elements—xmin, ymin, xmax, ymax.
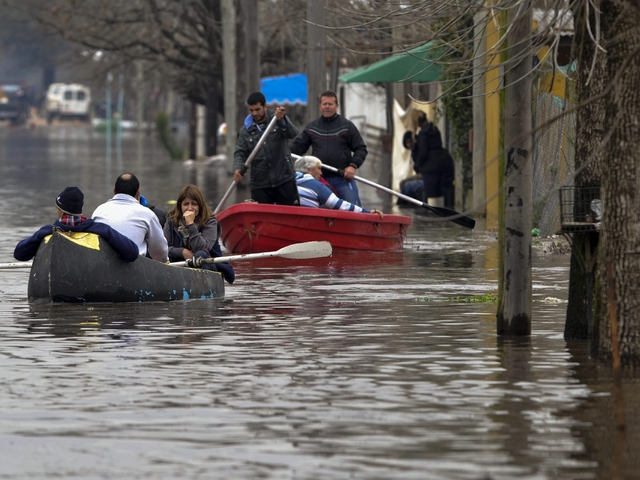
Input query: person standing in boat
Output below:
<box><xmin>294</xmin><ymin>156</ymin><xmax>383</xmax><ymax>218</ymax></box>
<box><xmin>233</xmin><ymin>92</ymin><xmax>300</xmax><ymax>206</ymax></box>
<box><xmin>291</xmin><ymin>90</ymin><xmax>367</xmax><ymax>206</ymax></box>
<box><xmin>92</xmin><ymin>173</ymin><xmax>169</xmax><ymax>263</ymax></box>
<box><xmin>14</xmin><ymin>186</ymin><xmax>139</xmax><ymax>262</ymax></box>
<box><xmin>164</xmin><ymin>184</ymin><xmax>235</xmax><ymax>284</ymax></box>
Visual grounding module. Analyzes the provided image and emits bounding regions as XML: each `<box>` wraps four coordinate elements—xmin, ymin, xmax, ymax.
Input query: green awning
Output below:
<box><xmin>339</xmin><ymin>42</ymin><xmax>443</xmax><ymax>83</ymax></box>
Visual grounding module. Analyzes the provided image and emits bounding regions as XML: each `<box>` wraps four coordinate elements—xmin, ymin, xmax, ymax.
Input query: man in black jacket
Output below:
<box><xmin>233</xmin><ymin>92</ymin><xmax>300</xmax><ymax>205</ymax></box>
<box><xmin>291</xmin><ymin>90</ymin><xmax>367</xmax><ymax>206</ymax></box>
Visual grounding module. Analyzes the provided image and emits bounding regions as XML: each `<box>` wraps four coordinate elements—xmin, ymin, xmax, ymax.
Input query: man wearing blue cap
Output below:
<box><xmin>14</xmin><ymin>186</ymin><xmax>139</xmax><ymax>262</ymax></box>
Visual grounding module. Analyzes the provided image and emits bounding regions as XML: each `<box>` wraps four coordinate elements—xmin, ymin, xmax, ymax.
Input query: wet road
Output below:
<box><xmin>0</xmin><ymin>125</ymin><xmax>638</xmax><ymax>479</ymax></box>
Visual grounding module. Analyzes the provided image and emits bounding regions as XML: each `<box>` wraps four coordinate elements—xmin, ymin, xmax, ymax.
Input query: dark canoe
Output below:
<box><xmin>217</xmin><ymin>203</ymin><xmax>412</xmax><ymax>254</ymax></box>
<box><xmin>28</xmin><ymin>231</ymin><xmax>225</xmax><ymax>303</ymax></box>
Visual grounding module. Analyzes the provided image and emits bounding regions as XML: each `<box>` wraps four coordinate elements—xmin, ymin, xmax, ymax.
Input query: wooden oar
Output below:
<box><xmin>0</xmin><ymin>261</ymin><xmax>33</xmax><ymax>270</ymax></box>
<box><xmin>214</xmin><ymin>115</ymin><xmax>278</xmax><ymax>214</ymax></box>
<box><xmin>1</xmin><ymin>241</ymin><xmax>333</xmax><ymax>270</ymax></box>
<box><xmin>320</xmin><ymin>162</ymin><xmax>475</xmax><ymax>230</ymax></box>
<box><xmin>171</xmin><ymin>241</ymin><xmax>333</xmax><ymax>267</ymax></box>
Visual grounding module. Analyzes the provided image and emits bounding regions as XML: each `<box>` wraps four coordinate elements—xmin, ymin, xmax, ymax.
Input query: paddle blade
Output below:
<box><xmin>276</xmin><ymin>241</ymin><xmax>333</xmax><ymax>259</ymax></box>
<box><xmin>422</xmin><ymin>203</ymin><xmax>476</xmax><ymax>229</ymax></box>
<box><xmin>171</xmin><ymin>241</ymin><xmax>334</xmax><ymax>267</ymax></box>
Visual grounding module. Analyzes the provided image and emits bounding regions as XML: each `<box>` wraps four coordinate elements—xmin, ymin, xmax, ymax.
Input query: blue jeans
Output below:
<box><xmin>325</xmin><ymin>176</ymin><xmax>361</xmax><ymax>207</ymax></box>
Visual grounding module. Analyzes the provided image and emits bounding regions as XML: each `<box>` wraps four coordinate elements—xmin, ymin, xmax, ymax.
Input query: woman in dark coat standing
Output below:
<box><xmin>163</xmin><ymin>184</ymin><xmax>235</xmax><ymax>284</ymax></box>
<box><xmin>413</xmin><ymin>113</ymin><xmax>454</xmax><ymax>207</ymax></box>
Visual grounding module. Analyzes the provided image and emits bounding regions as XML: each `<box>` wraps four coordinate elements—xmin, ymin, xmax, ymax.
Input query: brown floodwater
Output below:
<box><xmin>0</xmin><ymin>124</ymin><xmax>638</xmax><ymax>479</ymax></box>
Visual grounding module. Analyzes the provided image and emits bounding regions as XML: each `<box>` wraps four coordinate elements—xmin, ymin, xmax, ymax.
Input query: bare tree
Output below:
<box><xmin>0</xmin><ymin>0</ymin><xmax>230</xmax><ymax>154</ymax></box>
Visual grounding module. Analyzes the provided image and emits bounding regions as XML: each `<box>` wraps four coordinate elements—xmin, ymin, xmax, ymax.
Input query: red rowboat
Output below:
<box><xmin>217</xmin><ymin>203</ymin><xmax>412</xmax><ymax>253</ymax></box>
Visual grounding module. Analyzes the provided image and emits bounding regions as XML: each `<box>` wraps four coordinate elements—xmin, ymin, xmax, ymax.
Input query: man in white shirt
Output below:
<box><xmin>92</xmin><ymin>173</ymin><xmax>169</xmax><ymax>263</ymax></box>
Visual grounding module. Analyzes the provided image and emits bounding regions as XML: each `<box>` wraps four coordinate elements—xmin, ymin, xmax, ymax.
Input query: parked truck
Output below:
<box><xmin>0</xmin><ymin>84</ymin><xmax>27</xmax><ymax>125</ymax></box>
<box><xmin>45</xmin><ymin>83</ymin><xmax>91</xmax><ymax>123</ymax></box>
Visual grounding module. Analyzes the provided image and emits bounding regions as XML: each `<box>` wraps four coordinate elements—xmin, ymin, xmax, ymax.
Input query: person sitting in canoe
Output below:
<box><xmin>13</xmin><ymin>186</ymin><xmax>139</xmax><ymax>262</ymax></box>
<box><xmin>164</xmin><ymin>184</ymin><xmax>235</xmax><ymax>284</ymax></box>
<box><xmin>294</xmin><ymin>156</ymin><xmax>383</xmax><ymax>217</ymax></box>
<box><xmin>92</xmin><ymin>173</ymin><xmax>169</xmax><ymax>263</ymax></box>
<box><xmin>139</xmin><ymin>194</ymin><xmax>167</xmax><ymax>227</ymax></box>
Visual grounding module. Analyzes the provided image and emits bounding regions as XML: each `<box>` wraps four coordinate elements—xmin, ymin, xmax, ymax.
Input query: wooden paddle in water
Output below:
<box><xmin>0</xmin><ymin>261</ymin><xmax>33</xmax><ymax>269</ymax></box>
<box><xmin>171</xmin><ymin>241</ymin><xmax>333</xmax><ymax>267</ymax></box>
<box><xmin>290</xmin><ymin>153</ymin><xmax>475</xmax><ymax>229</ymax></box>
<box><xmin>0</xmin><ymin>241</ymin><xmax>333</xmax><ymax>270</ymax></box>
<box><xmin>323</xmin><ymin>163</ymin><xmax>475</xmax><ymax>230</ymax></box>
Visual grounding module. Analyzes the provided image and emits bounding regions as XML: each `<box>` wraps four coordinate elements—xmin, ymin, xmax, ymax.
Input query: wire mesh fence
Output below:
<box><xmin>532</xmin><ymin>92</ymin><xmax>576</xmax><ymax>236</ymax></box>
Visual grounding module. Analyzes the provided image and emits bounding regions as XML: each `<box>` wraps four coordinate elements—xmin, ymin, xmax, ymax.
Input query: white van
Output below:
<box><xmin>46</xmin><ymin>83</ymin><xmax>91</xmax><ymax>123</ymax></box>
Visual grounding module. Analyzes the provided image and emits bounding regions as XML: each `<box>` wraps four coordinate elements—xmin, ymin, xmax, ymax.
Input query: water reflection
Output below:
<box><xmin>18</xmin><ymin>300</ymin><xmax>228</xmax><ymax>343</ymax></box>
<box><xmin>0</xmin><ymin>125</ymin><xmax>639</xmax><ymax>479</ymax></box>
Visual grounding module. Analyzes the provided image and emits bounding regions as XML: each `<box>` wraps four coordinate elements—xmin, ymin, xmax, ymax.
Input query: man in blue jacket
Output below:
<box><xmin>14</xmin><ymin>186</ymin><xmax>139</xmax><ymax>263</ymax></box>
<box><xmin>291</xmin><ymin>90</ymin><xmax>368</xmax><ymax>206</ymax></box>
<box><xmin>233</xmin><ymin>92</ymin><xmax>300</xmax><ymax>205</ymax></box>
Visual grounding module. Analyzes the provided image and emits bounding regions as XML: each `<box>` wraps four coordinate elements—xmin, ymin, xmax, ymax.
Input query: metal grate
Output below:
<box><xmin>558</xmin><ymin>186</ymin><xmax>601</xmax><ymax>233</ymax></box>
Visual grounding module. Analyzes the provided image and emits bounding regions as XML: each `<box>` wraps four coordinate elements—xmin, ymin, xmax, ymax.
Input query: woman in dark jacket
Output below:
<box><xmin>163</xmin><ymin>184</ymin><xmax>235</xmax><ymax>284</ymax></box>
<box><xmin>414</xmin><ymin>118</ymin><xmax>454</xmax><ymax>205</ymax></box>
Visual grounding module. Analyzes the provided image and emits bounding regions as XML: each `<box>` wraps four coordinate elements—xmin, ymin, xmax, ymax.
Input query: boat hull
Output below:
<box><xmin>217</xmin><ymin>203</ymin><xmax>411</xmax><ymax>253</ymax></box>
<box><xmin>28</xmin><ymin>231</ymin><xmax>225</xmax><ymax>303</ymax></box>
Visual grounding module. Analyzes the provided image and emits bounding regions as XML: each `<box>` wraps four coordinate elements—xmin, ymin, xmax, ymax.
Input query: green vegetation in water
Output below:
<box><xmin>448</xmin><ymin>292</ymin><xmax>498</xmax><ymax>303</ymax></box>
<box><xmin>417</xmin><ymin>292</ymin><xmax>498</xmax><ymax>303</ymax></box>
<box><xmin>94</xmin><ymin>119</ymin><xmax>121</xmax><ymax>133</ymax></box>
<box><xmin>155</xmin><ymin>111</ymin><xmax>184</xmax><ymax>160</ymax></box>
<box><xmin>417</xmin><ymin>297</ymin><xmax>433</xmax><ymax>303</ymax></box>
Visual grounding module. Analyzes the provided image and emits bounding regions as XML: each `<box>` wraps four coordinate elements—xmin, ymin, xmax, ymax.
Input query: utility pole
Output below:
<box><xmin>233</xmin><ymin>0</ymin><xmax>260</xmax><ymax>193</ymax></box>
<box><xmin>235</xmin><ymin>0</ymin><xmax>260</xmax><ymax>134</ymax></box>
<box><xmin>497</xmin><ymin>2</ymin><xmax>533</xmax><ymax>336</ymax></box>
<box><xmin>222</xmin><ymin>0</ymin><xmax>237</xmax><ymax>172</ymax></box>
<box><xmin>306</xmin><ymin>0</ymin><xmax>326</xmax><ymax>123</ymax></box>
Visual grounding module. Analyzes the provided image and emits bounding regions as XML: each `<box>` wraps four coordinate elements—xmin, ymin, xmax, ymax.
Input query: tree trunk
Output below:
<box><xmin>597</xmin><ymin>0</ymin><xmax>640</xmax><ymax>363</ymax></box>
<box><xmin>565</xmin><ymin>0</ymin><xmax>606</xmax><ymax>340</ymax></box>
<box><xmin>497</xmin><ymin>2</ymin><xmax>533</xmax><ymax>336</ymax></box>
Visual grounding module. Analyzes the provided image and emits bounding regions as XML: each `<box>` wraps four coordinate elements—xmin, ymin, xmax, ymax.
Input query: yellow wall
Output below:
<box><xmin>485</xmin><ymin>12</ymin><xmax>502</xmax><ymax>229</ymax></box>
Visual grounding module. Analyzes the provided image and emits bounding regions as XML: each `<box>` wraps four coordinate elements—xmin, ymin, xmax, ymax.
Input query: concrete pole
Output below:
<box><xmin>306</xmin><ymin>0</ymin><xmax>326</xmax><ymax>123</ymax></box>
<box><xmin>497</xmin><ymin>2</ymin><xmax>533</xmax><ymax>336</ymax></box>
<box><xmin>222</xmin><ymin>0</ymin><xmax>237</xmax><ymax>172</ymax></box>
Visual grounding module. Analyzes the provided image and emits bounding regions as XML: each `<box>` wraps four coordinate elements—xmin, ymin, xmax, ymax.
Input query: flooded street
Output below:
<box><xmin>0</xmin><ymin>125</ymin><xmax>638</xmax><ymax>479</ymax></box>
